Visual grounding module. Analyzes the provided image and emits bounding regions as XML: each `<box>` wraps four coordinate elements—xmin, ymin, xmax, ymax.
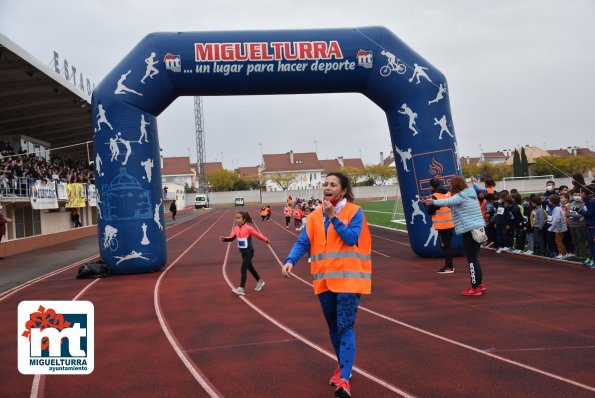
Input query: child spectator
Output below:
<box><xmin>530</xmin><ymin>196</ymin><xmax>547</xmax><ymax>256</ymax></box>
<box><xmin>71</xmin><ymin>209</ymin><xmax>82</xmax><ymax>228</ymax></box>
<box><xmin>510</xmin><ymin>192</ymin><xmax>526</xmax><ymax>253</ymax></box>
<box><xmin>483</xmin><ymin>193</ymin><xmax>497</xmax><ymax>246</ymax></box>
<box><xmin>578</xmin><ymin>186</ymin><xmax>595</xmax><ymax>269</ymax></box>
<box><xmin>547</xmin><ymin>195</ymin><xmax>568</xmax><ymax>259</ymax></box>
<box><xmin>495</xmin><ymin>194</ymin><xmax>512</xmax><ymax>253</ymax></box>
<box><xmin>568</xmin><ymin>190</ymin><xmax>586</xmax><ymax>260</ymax></box>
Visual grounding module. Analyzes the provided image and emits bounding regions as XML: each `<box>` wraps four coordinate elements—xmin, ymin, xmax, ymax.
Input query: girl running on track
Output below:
<box><xmin>282</xmin><ymin>172</ymin><xmax>372</xmax><ymax>398</ymax></box>
<box><xmin>283</xmin><ymin>202</ymin><xmax>292</xmax><ymax>228</ymax></box>
<box><xmin>220</xmin><ymin>211</ymin><xmax>270</xmax><ymax>296</ymax></box>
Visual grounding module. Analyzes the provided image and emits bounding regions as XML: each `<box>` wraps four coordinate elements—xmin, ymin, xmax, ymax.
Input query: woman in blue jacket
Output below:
<box><xmin>424</xmin><ymin>176</ymin><xmax>487</xmax><ymax>296</ymax></box>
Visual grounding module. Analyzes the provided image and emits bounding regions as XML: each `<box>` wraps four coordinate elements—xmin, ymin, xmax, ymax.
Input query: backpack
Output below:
<box><xmin>76</xmin><ymin>261</ymin><xmax>111</xmax><ymax>279</ymax></box>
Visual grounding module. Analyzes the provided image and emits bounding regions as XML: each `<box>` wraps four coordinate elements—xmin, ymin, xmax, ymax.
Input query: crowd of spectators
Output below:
<box><xmin>0</xmin><ymin>141</ymin><xmax>94</xmax><ymax>196</ymax></box>
<box><xmin>472</xmin><ymin>175</ymin><xmax>595</xmax><ymax>269</ymax></box>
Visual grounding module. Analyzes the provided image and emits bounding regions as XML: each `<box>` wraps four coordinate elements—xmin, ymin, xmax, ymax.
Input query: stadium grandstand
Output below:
<box><xmin>0</xmin><ymin>33</ymin><xmax>98</xmax><ymax>255</ymax></box>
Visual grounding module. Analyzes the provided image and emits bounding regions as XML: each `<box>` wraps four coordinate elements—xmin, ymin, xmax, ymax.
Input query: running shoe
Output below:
<box><xmin>587</xmin><ymin>259</ymin><xmax>595</xmax><ymax>270</ymax></box>
<box><xmin>437</xmin><ymin>267</ymin><xmax>455</xmax><ymax>274</ymax></box>
<box><xmin>254</xmin><ymin>279</ymin><xmax>266</xmax><ymax>291</ymax></box>
<box><xmin>231</xmin><ymin>287</ymin><xmax>245</xmax><ymax>296</ymax></box>
<box><xmin>329</xmin><ymin>367</ymin><xmax>341</xmax><ymax>386</ymax></box>
<box><xmin>582</xmin><ymin>258</ymin><xmax>592</xmax><ymax>266</ymax></box>
<box><xmin>478</xmin><ymin>283</ymin><xmax>487</xmax><ymax>293</ymax></box>
<box><xmin>460</xmin><ymin>286</ymin><xmax>482</xmax><ymax>296</ymax></box>
<box><xmin>335</xmin><ymin>379</ymin><xmax>351</xmax><ymax>398</ymax></box>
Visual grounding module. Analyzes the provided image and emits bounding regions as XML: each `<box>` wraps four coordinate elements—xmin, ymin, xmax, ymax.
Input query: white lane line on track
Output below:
<box><xmin>220</xmin><ymin>238</ymin><xmax>416</xmax><ymax>398</ymax></box>
<box><xmin>3</xmin><ymin>211</ymin><xmax>214</xmax><ymax>303</ymax></box>
<box><xmin>31</xmin><ymin>278</ymin><xmax>102</xmax><ymax>398</ymax></box>
<box><xmin>184</xmin><ymin>338</ymin><xmax>299</xmax><ymax>353</ymax></box>
<box><xmin>0</xmin><ymin>254</ymin><xmax>99</xmax><ymax>302</ymax></box>
<box><xmin>266</xmin><ymin>218</ymin><xmax>595</xmax><ymax>393</ymax></box>
<box><xmin>154</xmin><ymin>212</ymin><xmax>227</xmax><ymax>398</ymax></box>
<box><xmin>30</xmin><ymin>211</ymin><xmax>220</xmax><ymax>398</ymax></box>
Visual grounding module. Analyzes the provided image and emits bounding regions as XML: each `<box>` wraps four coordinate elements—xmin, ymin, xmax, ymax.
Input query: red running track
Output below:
<box><xmin>1</xmin><ymin>206</ymin><xmax>594</xmax><ymax>397</ymax></box>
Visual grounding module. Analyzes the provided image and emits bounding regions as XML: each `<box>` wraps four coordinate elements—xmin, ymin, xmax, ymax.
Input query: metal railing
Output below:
<box><xmin>0</xmin><ymin>176</ymin><xmax>32</xmax><ymax>198</ymax></box>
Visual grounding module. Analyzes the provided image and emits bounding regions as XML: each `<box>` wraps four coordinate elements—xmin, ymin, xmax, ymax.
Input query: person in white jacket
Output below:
<box><xmin>423</xmin><ymin>176</ymin><xmax>487</xmax><ymax>296</ymax></box>
<box><xmin>546</xmin><ymin>194</ymin><xmax>568</xmax><ymax>259</ymax></box>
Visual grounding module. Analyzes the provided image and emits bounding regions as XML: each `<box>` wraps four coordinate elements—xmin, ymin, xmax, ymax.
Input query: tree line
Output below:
<box><xmin>462</xmin><ymin>147</ymin><xmax>594</xmax><ymax>181</ymax></box>
<box><xmin>198</xmin><ymin>164</ymin><xmax>396</xmax><ymax>192</ymax></box>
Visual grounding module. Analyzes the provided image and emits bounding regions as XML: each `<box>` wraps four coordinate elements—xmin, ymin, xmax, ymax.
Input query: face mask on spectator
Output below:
<box><xmin>546</xmin><ymin>185</ymin><xmax>554</xmax><ymax>191</ymax></box>
<box><xmin>573</xmin><ymin>195</ymin><xmax>581</xmax><ymax>201</ymax></box>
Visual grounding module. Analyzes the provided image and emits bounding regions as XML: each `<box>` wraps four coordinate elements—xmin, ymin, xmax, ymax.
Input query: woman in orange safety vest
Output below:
<box><xmin>282</xmin><ymin>172</ymin><xmax>371</xmax><ymax>398</ymax></box>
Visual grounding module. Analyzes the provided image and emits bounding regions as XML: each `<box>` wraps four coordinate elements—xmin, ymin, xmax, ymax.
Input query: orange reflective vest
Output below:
<box><xmin>486</xmin><ymin>187</ymin><xmax>495</xmax><ymax>194</ymax></box>
<box><xmin>306</xmin><ymin>203</ymin><xmax>372</xmax><ymax>295</ymax></box>
<box><xmin>431</xmin><ymin>192</ymin><xmax>454</xmax><ymax>230</ymax></box>
<box><xmin>260</xmin><ymin>208</ymin><xmax>269</xmax><ymax>217</ymax></box>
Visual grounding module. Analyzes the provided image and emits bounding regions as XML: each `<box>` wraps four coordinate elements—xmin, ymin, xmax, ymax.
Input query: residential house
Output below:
<box><xmin>479</xmin><ymin>151</ymin><xmax>508</xmax><ymax>164</ymax></box>
<box><xmin>162</xmin><ymin>156</ymin><xmax>195</xmax><ymax>189</ymax></box>
<box><xmin>260</xmin><ymin>151</ymin><xmax>323</xmax><ymax>191</ymax></box>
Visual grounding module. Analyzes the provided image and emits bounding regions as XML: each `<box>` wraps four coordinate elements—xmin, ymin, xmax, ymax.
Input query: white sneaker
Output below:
<box><xmin>496</xmin><ymin>247</ymin><xmax>509</xmax><ymax>254</ymax></box>
<box><xmin>254</xmin><ymin>279</ymin><xmax>266</xmax><ymax>291</ymax></box>
<box><xmin>232</xmin><ymin>287</ymin><xmax>245</xmax><ymax>296</ymax></box>
<box><xmin>554</xmin><ymin>254</ymin><xmax>566</xmax><ymax>260</ymax></box>
<box><xmin>512</xmin><ymin>249</ymin><xmax>522</xmax><ymax>254</ymax></box>
<box><xmin>525</xmin><ymin>250</ymin><xmax>534</xmax><ymax>255</ymax></box>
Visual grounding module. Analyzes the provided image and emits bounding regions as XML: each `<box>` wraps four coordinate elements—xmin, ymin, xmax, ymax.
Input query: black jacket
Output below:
<box><xmin>426</xmin><ymin>186</ymin><xmax>450</xmax><ymax>215</ymax></box>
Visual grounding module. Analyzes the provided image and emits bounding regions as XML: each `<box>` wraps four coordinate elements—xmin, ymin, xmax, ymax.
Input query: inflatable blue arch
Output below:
<box><xmin>92</xmin><ymin>27</ymin><xmax>463</xmax><ymax>274</ymax></box>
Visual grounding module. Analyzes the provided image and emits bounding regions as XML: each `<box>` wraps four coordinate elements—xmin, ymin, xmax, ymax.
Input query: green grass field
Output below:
<box><xmin>355</xmin><ymin>200</ymin><xmax>407</xmax><ymax>231</ymax></box>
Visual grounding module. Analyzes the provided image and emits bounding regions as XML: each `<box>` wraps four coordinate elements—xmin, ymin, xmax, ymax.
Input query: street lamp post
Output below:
<box><xmin>258</xmin><ymin>143</ymin><xmax>263</xmax><ymax>204</ymax></box>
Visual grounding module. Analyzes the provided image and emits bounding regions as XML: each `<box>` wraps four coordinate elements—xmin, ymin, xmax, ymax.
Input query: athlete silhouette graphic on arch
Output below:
<box><xmin>434</xmin><ymin>115</ymin><xmax>453</xmax><ymax>139</ymax></box>
<box><xmin>96</xmin><ymin>104</ymin><xmax>113</xmax><ymax>131</ymax></box>
<box><xmin>428</xmin><ymin>83</ymin><xmax>447</xmax><ymax>105</ymax></box>
<box><xmin>398</xmin><ymin>103</ymin><xmax>421</xmax><ymax>136</ymax></box>
<box><xmin>141</xmin><ymin>52</ymin><xmax>159</xmax><ymax>83</ymax></box>
<box><xmin>409</xmin><ymin>63</ymin><xmax>432</xmax><ymax>85</ymax></box>
<box><xmin>138</xmin><ymin>114</ymin><xmax>150</xmax><ymax>143</ymax></box>
<box><xmin>115</xmin><ymin>70</ymin><xmax>143</xmax><ymax>96</ymax></box>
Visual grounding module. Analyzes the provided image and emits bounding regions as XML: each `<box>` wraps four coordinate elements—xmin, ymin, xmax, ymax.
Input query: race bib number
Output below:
<box><xmin>497</xmin><ymin>207</ymin><xmax>505</xmax><ymax>215</ymax></box>
<box><xmin>237</xmin><ymin>238</ymin><xmax>248</xmax><ymax>249</ymax></box>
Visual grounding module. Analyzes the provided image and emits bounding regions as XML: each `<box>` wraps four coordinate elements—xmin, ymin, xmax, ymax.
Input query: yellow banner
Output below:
<box><xmin>65</xmin><ymin>183</ymin><xmax>87</xmax><ymax>208</ymax></box>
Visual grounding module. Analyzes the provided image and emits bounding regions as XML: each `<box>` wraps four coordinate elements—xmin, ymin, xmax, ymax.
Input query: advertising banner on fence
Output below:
<box><xmin>87</xmin><ymin>184</ymin><xmax>97</xmax><ymax>207</ymax></box>
<box><xmin>56</xmin><ymin>182</ymin><xmax>67</xmax><ymax>200</ymax></box>
<box><xmin>30</xmin><ymin>180</ymin><xmax>59</xmax><ymax>210</ymax></box>
<box><xmin>65</xmin><ymin>183</ymin><xmax>86</xmax><ymax>208</ymax></box>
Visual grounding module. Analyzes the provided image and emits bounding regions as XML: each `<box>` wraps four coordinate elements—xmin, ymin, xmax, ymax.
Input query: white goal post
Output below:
<box><xmin>500</xmin><ymin>175</ymin><xmax>554</xmax><ymax>193</ymax></box>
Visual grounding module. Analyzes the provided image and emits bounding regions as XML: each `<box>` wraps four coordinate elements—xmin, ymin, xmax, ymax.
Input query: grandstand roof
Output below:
<box><xmin>0</xmin><ymin>34</ymin><xmax>92</xmax><ymax>158</ymax></box>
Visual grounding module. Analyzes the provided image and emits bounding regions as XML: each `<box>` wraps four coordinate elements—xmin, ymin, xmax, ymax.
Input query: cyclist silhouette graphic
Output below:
<box><xmin>103</xmin><ymin>225</ymin><xmax>118</xmax><ymax>251</ymax></box>
<box><xmin>380</xmin><ymin>50</ymin><xmax>407</xmax><ymax>77</ymax></box>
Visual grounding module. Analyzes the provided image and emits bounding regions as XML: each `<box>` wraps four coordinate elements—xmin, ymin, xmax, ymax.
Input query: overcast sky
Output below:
<box><xmin>1</xmin><ymin>0</ymin><xmax>594</xmax><ymax>170</ymax></box>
